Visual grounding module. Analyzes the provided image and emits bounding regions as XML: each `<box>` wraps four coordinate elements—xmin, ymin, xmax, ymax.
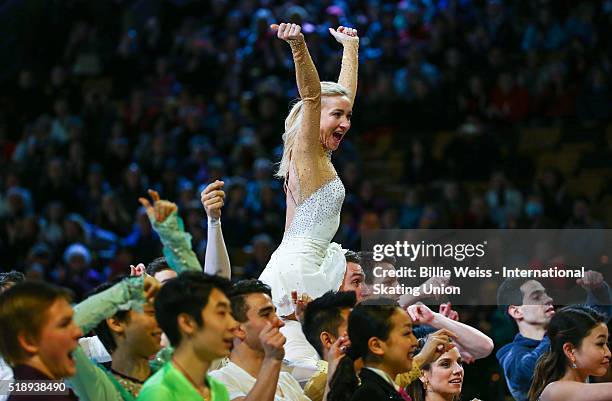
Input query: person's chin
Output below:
<box><xmin>594</xmin><ymin>364</ymin><xmax>610</xmax><ymax>376</ymax></box>
<box><xmin>216</xmin><ymin>349</ymin><xmax>231</xmax><ymax>359</ymax></box>
<box><xmin>66</xmin><ymin>365</ymin><xmax>77</xmax><ymax>377</ymax></box>
<box><xmin>325</xmin><ymin>141</ymin><xmax>340</xmax><ymax>151</ymax></box>
<box><xmin>59</xmin><ymin>363</ymin><xmax>76</xmax><ymax>379</ymax></box>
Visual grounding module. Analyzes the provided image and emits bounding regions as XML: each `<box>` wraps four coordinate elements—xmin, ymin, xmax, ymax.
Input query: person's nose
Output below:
<box><xmin>272</xmin><ymin>313</ymin><xmax>285</xmax><ymax>328</ymax></box>
<box><xmin>73</xmin><ymin>324</ymin><xmax>84</xmax><ymax>339</ymax></box>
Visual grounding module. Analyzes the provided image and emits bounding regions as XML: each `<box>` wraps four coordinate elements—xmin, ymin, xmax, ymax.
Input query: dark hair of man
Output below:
<box><xmin>0</xmin><ymin>271</ymin><xmax>26</xmax><ymax>292</ymax></box>
<box><xmin>146</xmin><ymin>257</ymin><xmax>170</xmax><ymax>277</ymax></box>
<box><xmin>154</xmin><ymin>271</ymin><xmax>231</xmax><ymax>347</ymax></box>
<box><xmin>88</xmin><ymin>276</ymin><xmax>130</xmax><ymax>353</ymax></box>
<box><xmin>0</xmin><ymin>282</ymin><xmax>73</xmax><ymax>365</ymax></box>
<box><xmin>302</xmin><ymin>291</ymin><xmax>357</xmax><ymax>357</ymax></box>
<box><xmin>496</xmin><ymin>277</ymin><xmax>532</xmax><ymax>319</ymax></box>
<box><xmin>229</xmin><ymin>279</ymin><xmax>272</xmax><ymax>323</ymax></box>
<box><xmin>358</xmin><ymin>251</ymin><xmax>397</xmax><ymax>285</ymax></box>
<box><xmin>344</xmin><ymin>250</ymin><xmax>360</xmax><ymax>265</ymax></box>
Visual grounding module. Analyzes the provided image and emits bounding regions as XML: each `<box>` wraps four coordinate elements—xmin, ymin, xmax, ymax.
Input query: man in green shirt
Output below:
<box><xmin>137</xmin><ymin>272</ymin><xmax>238</xmax><ymax>401</ymax></box>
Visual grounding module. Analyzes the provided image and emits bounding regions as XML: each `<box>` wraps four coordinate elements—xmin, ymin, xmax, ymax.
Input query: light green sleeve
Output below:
<box><xmin>151</xmin><ymin>211</ymin><xmax>202</xmax><ymax>273</ymax></box>
<box><xmin>73</xmin><ymin>276</ymin><xmax>146</xmax><ymax>333</ymax></box>
<box><xmin>68</xmin><ymin>348</ymin><xmax>125</xmax><ymax>401</ymax></box>
<box><xmin>136</xmin><ymin>386</ymin><xmax>172</xmax><ymax>401</ymax></box>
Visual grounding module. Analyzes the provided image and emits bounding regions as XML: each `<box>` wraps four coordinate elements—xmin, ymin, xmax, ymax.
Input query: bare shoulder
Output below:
<box><xmin>541</xmin><ymin>380</ymin><xmax>612</xmax><ymax>401</ymax></box>
<box><xmin>540</xmin><ymin>381</ymin><xmax>573</xmax><ymax>401</ymax></box>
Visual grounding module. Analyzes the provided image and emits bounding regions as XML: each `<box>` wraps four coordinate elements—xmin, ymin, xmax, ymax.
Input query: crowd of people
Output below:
<box><xmin>1</xmin><ymin>0</ymin><xmax>612</xmax><ymax>400</ymax></box>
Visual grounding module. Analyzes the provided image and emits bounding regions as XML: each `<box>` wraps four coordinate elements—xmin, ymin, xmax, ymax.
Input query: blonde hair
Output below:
<box><xmin>276</xmin><ymin>81</ymin><xmax>350</xmax><ymax>179</ymax></box>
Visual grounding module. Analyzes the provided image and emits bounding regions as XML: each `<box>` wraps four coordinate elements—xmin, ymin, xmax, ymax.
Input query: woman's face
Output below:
<box><xmin>574</xmin><ymin>323</ymin><xmax>611</xmax><ymax>377</ymax></box>
<box><xmin>380</xmin><ymin>308</ymin><xmax>418</xmax><ymax>377</ymax></box>
<box><xmin>319</xmin><ymin>95</ymin><xmax>352</xmax><ymax>151</ymax></box>
<box><xmin>422</xmin><ymin>347</ymin><xmax>464</xmax><ymax>398</ymax></box>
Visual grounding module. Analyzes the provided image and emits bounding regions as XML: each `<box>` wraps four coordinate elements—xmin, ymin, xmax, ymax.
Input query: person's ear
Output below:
<box><xmin>368</xmin><ymin>336</ymin><xmax>385</xmax><ymax>357</ymax></box>
<box><xmin>562</xmin><ymin>342</ymin><xmax>576</xmax><ymax>366</ymax></box>
<box><xmin>106</xmin><ymin>316</ymin><xmax>126</xmax><ymax>335</ymax></box>
<box><xmin>320</xmin><ymin>331</ymin><xmax>335</xmax><ymax>350</ymax></box>
<box><xmin>419</xmin><ymin>371</ymin><xmax>430</xmax><ymax>391</ymax></box>
<box><xmin>17</xmin><ymin>331</ymin><xmax>40</xmax><ymax>355</ymax></box>
<box><xmin>508</xmin><ymin>305</ymin><xmax>523</xmax><ymax>320</ymax></box>
<box><xmin>177</xmin><ymin>313</ymin><xmax>198</xmax><ymax>338</ymax></box>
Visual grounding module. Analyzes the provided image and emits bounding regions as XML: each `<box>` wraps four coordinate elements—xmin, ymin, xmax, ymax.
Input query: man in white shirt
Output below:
<box><xmin>210</xmin><ymin>280</ymin><xmax>310</xmax><ymax>401</ymax></box>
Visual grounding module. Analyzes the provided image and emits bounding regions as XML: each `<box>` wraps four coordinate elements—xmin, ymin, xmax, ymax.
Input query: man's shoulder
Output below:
<box><xmin>498</xmin><ymin>334</ymin><xmax>541</xmax><ymax>358</ymax></box>
<box><xmin>208</xmin><ymin>362</ymin><xmax>244</xmax><ymax>382</ymax></box>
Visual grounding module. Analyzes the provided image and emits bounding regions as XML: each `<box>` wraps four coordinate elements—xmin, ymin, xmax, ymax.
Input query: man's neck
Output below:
<box><xmin>111</xmin><ymin>346</ymin><xmax>151</xmax><ymax>382</ymax></box>
<box><xmin>518</xmin><ymin>322</ymin><xmax>546</xmax><ymax>340</ymax></box>
<box><xmin>172</xmin><ymin>343</ymin><xmax>211</xmax><ymax>388</ymax></box>
<box><xmin>229</xmin><ymin>342</ymin><xmax>264</xmax><ymax>378</ymax></box>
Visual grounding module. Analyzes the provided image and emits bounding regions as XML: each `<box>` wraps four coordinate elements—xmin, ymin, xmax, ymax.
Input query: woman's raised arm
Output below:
<box><xmin>272</xmin><ymin>23</ymin><xmax>322</xmax><ymax>155</ymax></box>
<box><xmin>330</xmin><ymin>26</ymin><xmax>359</xmax><ymax>105</ymax></box>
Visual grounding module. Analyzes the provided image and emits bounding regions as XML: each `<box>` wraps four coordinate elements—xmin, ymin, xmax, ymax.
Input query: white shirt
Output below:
<box><xmin>209</xmin><ymin>361</ymin><xmax>311</xmax><ymax>401</ymax></box>
<box><xmin>78</xmin><ymin>336</ymin><xmax>111</xmax><ymax>363</ymax></box>
<box><xmin>0</xmin><ymin>357</ymin><xmax>13</xmax><ymax>401</ymax></box>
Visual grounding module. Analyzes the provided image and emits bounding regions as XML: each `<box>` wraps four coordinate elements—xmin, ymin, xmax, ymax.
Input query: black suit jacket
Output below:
<box><xmin>349</xmin><ymin>368</ymin><xmax>406</xmax><ymax>401</ymax></box>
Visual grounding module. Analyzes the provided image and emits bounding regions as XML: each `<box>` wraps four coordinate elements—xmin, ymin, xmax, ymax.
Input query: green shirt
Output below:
<box><xmin>137</xmin><ymin>362</ymin><xmax>229</xmax><ymax>401</ymax></box>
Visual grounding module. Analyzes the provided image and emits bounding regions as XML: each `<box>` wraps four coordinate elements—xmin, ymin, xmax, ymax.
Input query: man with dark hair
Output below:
<box><xmin>341</xmin><ymin>251</ymin><xmax>369</xmax><ymax>302</ymax></box>
<box><xmin>210</xmin><ymin>279</ymin><xmax>309</xmax><ymax>401</ymax></box>
<box><xmin>300</xmin><ymin>291</ymin><xmax>356</xmax><ymax>401</ymax></box>
<box><xmin>0</xmin><ymin>282</ymin><xmax>82</xmax><ymax>400</ymax></box>
<box><xmin>358</xmin><ymin>251</ymin><xmax>400</xmax><ymax>302</ymax></box>
<box><xmin>138</xmin><ymin>271</ymin><xmax>236</xmax><ymax>401</ymax></box>
<box><xmin>302</xmin><ymin>291</ymin><xmax>356</xmax><ymax>359</ymax></box>
<box><xmin>67</xmin><ymin>275</ymin><xmax>162</xmax><ymax>400</ymax></box>
<box><xmin>496</xmin><ymin>272</ymin><xmax>611</xmax><ymax>401</ymax></box>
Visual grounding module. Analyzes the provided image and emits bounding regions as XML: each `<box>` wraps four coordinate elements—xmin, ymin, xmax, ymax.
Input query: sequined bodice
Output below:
<box><xmin>285</xmin><ymin>177</ymin><xmax>345</xmax><ymax>241</ymax></box>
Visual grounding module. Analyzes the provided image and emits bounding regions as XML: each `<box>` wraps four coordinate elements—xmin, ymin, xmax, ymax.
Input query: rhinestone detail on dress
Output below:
<box><xmin>285</xmin><ymin>177</ymin><xmax>345</xmax><ymax>239</ymax></box>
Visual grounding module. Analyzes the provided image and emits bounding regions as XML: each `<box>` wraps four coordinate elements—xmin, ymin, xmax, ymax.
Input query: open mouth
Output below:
<box><xmin>67</xmin><ymin>349</ymin><xmax>76</xmax><ymax>365</ymax></box>
<box><xmin>545</xmin><ymin>305</ymin><xmax>555</xmax><ymax>314</ymax></box>
<box><xmin>407</xmin><ymin>346</ymin><xmax>417</xmax><ymax>359</ymax></box>
<box><xmin>332</xmin><ymin>131</ymin><xmax>344</xmax><ymax>142</ymax></box>
<box><xmin>449</xmin><ymin>378</ymin><xmax>463</xmax><ymax>384</ymax></box>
